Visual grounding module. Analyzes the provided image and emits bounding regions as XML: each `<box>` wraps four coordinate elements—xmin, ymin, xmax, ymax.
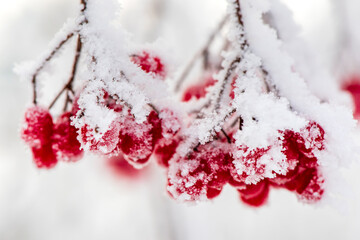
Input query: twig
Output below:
<box><xmin>174</xmin><ymin>15</ymin><xmax>228</xmax><ymax>92</ymax></box>
<box><xmin>31</xmin><ymin>32</ymin><xmax>75</xmax><ymax>105</ymax></box>
<box><xmin>49</xmin><ymin>35</ymin><xmax>82</xmax><ymax>109</ymax></box>
<box><xmin>221</xmin><ymin>128</ymin><xmax>231</xmax><ymax>143</ymax></box>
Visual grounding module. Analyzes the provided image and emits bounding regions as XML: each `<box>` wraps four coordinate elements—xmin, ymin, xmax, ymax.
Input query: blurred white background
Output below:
<box><xmin>0</xmin><ymin>0</ymin><xmax>360</xmax><ymax>239</ymax></box>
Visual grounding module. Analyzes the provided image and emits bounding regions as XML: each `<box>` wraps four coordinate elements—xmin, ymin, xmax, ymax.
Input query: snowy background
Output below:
<box><xmin>1</xmin><ymin>0</ymin><xmax>360</xmax><ymax>239</ymax></box>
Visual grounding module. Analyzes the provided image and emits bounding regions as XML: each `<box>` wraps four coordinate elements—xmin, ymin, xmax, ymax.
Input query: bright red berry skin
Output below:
<box><xmin>297</xmin><ymin>168</ymin><xmax>324</xmax><ymax>202</ymax></box>
<box><xmin>116</xmin><ymin>113</ymin><xmax>156</xmax><ymax>168</ymax></box>
<box><xmin>21</xmin><ymin>106</ymin><xmax>54</xmax><ymax>147</ymax></box>
<box><xmin>80</xmin><ymin>120</ymin><xmax>121</xmax><ymax>154</ymax></box>
<box><xmin>154</xmin><ymin>138</ymin><xmax>179</xmax><ymax>168</ymax></box>
<box><xmin>167</xmin><ymin>144</ymin><xmax>232</xmax><ymax>201</ymax></box>
<box><xmin>31</xmin><ymin>143</ymin><xmax>58</xmax><ymax>169</ymax></box>
<box><xmin>131</xmin><ymin>51</ymin><xmax>166</xmax><ymax>79</ymax></box>
<box><xmin>342</xmin><ymin>76</ymin><xmax>360</xmax><ymax>118</ymax></box>
<box><xmin>238</xmin><ymin>179</ymin><xmax>270</xmax><ymax>207</ymax></box>
<box><xmin>269</xmin><ymin>122</ymin><xmax>326</xmax><ymax>203</ymax></box>
<box><xmin>182</xmin><ymin>76</ymin><xmax>216</xmax><ymax>102</ymax></box>
<box><xmin>52</xmin><ymin>112</ymin><xmax>83</xmax><ymax>161</ymax></box>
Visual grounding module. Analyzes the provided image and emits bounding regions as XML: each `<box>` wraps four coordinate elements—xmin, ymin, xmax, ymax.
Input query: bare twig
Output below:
<box><xmin>174</xmin><ymin>15</ymin><xmax>228</xmax><ymax>92</ymax></box>
<box><xmin>49</xmin><ymin>35</ymin><xmax>82</xmax><ymax>109</ymax></box>
<box><xmin>221</xmin><ymin>128</ymin><xmax>232</xmax><ymax>143</ymax></box>
<box><xmin>31</xmin><ymin>32</ymin><xmax>75</xmax><ymax>105</ymax></box>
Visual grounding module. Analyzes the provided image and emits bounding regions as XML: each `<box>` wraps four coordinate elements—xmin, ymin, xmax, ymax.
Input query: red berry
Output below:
<box><xmin>131</xmin><ymin>51</ymin><xmax>166</xmax><ymax>79</ymax></box>
<box><xmin>230</xmin><ymin>146</ymin><xmax>270</xmax><ymax>184</ymax></box>
<box><xmin>102</xmin><ymin>90</ymin><xmax>123</xmax><ymax>113</ymax></box>
<box><xmin>159</xmin><ymin>109</ymin><xmax>181</xmax><ymax>139</ymax></box>
<box><xmin>52</xmin><ymin>112</ymin><xmax>83</xmax><ymax>161</ymax></box>
<box><xmin>182</xmin><ymin>76</ymin><xmax>217</xmax><ymax>102</ymax></box>
<box><xmin>117</xmin><ymin>115</ymin><xmax>155</xmax><ymax>168</ymax></box>
<box><xmin>167</xmin><ymin>144</ymin><xmax>232</xmax><ymax>201</ymax></box>
<box><xmin>21</xmin><ymin>106</ymin><xmax>53</xmax><ymax>147</ymax></box>
<box><xmin>297</xmin><ymin>168</ymin><xmax>324</xmax><ymax>202</ymax></box>
<box><xmin>147</xmin><ymin>111</ymin><xmax>163</xmax><ymax>146</ymax></box>
<box><xmin>79</xmin><ymin>120</ymin><xmax>121</xmax><ymax>154</ymax></box>
<box><xmin>342</xmin><ymin>75</ymin><xmax>360</xmax><ymax>118</ymax></box>
<box><xmin>238</xmin><ymin>179</ymin><xmax>270</xmax><ymax>207</ymax></box>
<box><xmin>154</xmin><ymin>138</ymin><xmax>179</xmax><ymax>167</ymax></box>
<box><xmin>31</xmin><ymin>143</ymin><xmax>58</xmax><ymax>168</ymax></box>
<box><xmin>269</xmin><ymin>165</ymin><xmax>299</xmax><ymax>186</ymax></box>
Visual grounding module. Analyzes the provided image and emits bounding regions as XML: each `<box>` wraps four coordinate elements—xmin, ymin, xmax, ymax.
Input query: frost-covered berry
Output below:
<box><xmin>299</xmin><ymin>121</ymin><xmax>325</xmax><ymax>153</ymax></box>
<box><xmin>21</xmin><ymin>106</ymin><xmax>54</xmax><ymax>147</ymax></box>
<box><xmin>281</xmin><ymin>121</ymin><xmax>325</xmax><ymax>169</ymax></box>
<box><xmin>154</xmin><ymin>138</ymin><xmax>179</xmax><ymax>168</ymax></box>
<box><xmin>167</xmin><ymin>144</ymin><xmax>232</xmax><ymax>201</ymax></box>
<box><xmin>117</xmin><ymin>114</ymin><xmax>155</xmax><ymax>168</ymax></box>
<box><xmin>52</xmin><ymin>112</ymin><xmax>83</xmax><ymax>161</ymax></box>
<box><xmin>31</xmin><ymin>143</ymin><xmax>58</xmax><ymax>168</ymax></box>
<box><xmin>269</xmin><ymin>165</ymin><xmax>300</xmax><ymax>186</ymax></box>
<box><xmin>159</xmin><ymin>109</ymin><xmax>181</xmax><ymax>139</ymax></box>
<box><xmin>238</xmin><ymin>179</ymin><xmax>269</xmax><ymax>207</ymax></box>
<box><xmin>131</xmin><ymin>51</ymin><xmax>166</xmax><ymax>79</ymax></box>
<box><xmin>147</xmin><ymin>110</ymin><xmax>163</xmax><ymax>145</ymax></box>
<box><xmin>102</xmin><ymin>90</ymin><xmax>123</xmax><ymax>113</ymax></box>
<box><xmin>297</xmin><ymin>168</ymin><xmax>324</xmax><ymax>203</ymax></box>
<box><xmin>230</xmin><ymin>146</ymin><xmax>270</xmax><ymax>184</ymax></box>
<box><xmin>79</xmin><ymin>120</ymin><xmax>121</xmax><ymax>154</ymax></box>
<box><xmin>182</xmin><ymin>75</ymin><xmax>216</xmax><ymax>102</ymax></box>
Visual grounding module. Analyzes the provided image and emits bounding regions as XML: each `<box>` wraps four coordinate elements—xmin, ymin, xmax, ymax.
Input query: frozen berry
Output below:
<box><xmin>131</xmin><ymin>51</ymin><xmax>166</xmax><ymax>79</ymax></box>
<box><xmin>342</xmin><ymin>76</ymin><xmax>360</xmax><ymax>118</ymax></box>
<box><xmin>79</xmin><ymin>120</ymin><xmax>121</xmax><ymax>154</ymax></box>
<box><xmin>230</xmin><ymin>146</ymin><xmax>270</xmax><ymax>184</ymax></box>
<box><xmin>238</xmin><ymin>179</ymin><xmax>270</xmax><ymax>207</ymax></box>
<box><xmin>182</xmin><ymin>75</ymin><xmax>216</xmax><ymax>102</ymax></box>
<box><xmin>297</xmin><ymin>168</ymin><xmax>324</xmax><ymax>203</ymax></box>
<box><xmin>117</xmin><ymin>115</ymin><xmax>155</xmax><ymax>168</ymax></box>
<box><xmin>154</xmin><ymin>138</ymin><xmax>179</xmax><ymax>168</ymax></box>
<box><xmin>159</xmin><ymin>109</ymin><xmax>181</xmax><ymax>139</ymax></box>
<box><xmin>21</xmin><ymin>106</ymin><xmax>53</xmax><ymax>147</ymax></box>
<box><xmin>52</xmin><ymin>112</ymin><xmax>83</xmax><ymax>161</ymax></box>
<box><xmin>31</xmin><ymin>143</ymin><xmax>58</xmax><ymax>168</ymax></box>
<box><xmin>167</xmin><ymin>144</ymin><xmax>232</xmax><ymax>201</ymax></box>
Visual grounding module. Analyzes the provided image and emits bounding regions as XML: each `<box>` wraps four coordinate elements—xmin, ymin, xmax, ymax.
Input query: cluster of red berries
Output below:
<box><xmin>166</xmin><ymin>121</ymin><xmax>325</xmax><ymax>206</ymax></box>
<box><xmin>21</xmin><ymin>106</ymin><xmax>83</xmax><ymax>168</ymax></box>
<box><xmin>22</xmin><ymin>51</ymin><xmax>326</xmax><ymax>207</ymax></box>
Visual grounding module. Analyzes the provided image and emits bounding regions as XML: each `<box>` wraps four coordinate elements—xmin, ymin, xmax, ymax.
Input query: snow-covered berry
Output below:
<box><xmin>52</xmin><ymin>112</ymin><xmax>83</xmax><ymax>161</ymax></box>
<box><xmin>131</xmin><ymin>51</ymin><xmax>166</xmax><ymax>79</ymax></box>
<box><xmin>21</xmin><ymin>106</ymin><xmax>54</xmax><ymax>147</ymax></box>
<box><xmin>167</xmin><ymin>143</ymin><xmax>232</xmax><ymax>201</ymax></box>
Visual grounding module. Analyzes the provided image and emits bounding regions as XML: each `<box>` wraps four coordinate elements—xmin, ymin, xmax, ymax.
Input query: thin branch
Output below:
<box><xmin>49</xmin><ymin>35</ymin><xmax>82</xmax><ymax>109</ymax></box>
<box><xmin>214</xmin><ymin>57</ymin><xmax>241</xmax><ymax>111</ymax></box>
<box><xmin>32</xmin><ymin>32</ymin><xmax>75</xmax><ymax>105</ymax></box>
<box><xmin>174</xmin><ymin>15</ymin><xmax>228</xmax><ymax>92</ymax></box>
<box><xmin>221</xmin><ymin>128</ymin><xmax>232</xmax><ymax>143</ymax></box>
